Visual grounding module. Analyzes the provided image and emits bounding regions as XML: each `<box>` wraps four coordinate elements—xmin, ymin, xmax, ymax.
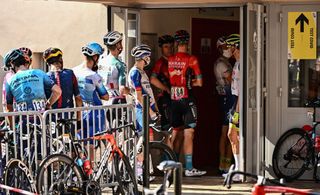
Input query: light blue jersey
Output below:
<box><xmin>6</xmin><ymin>69</ymin><xmax>54</xmax><ymax>112</ymax></box>
<box><xmin>73</xmin><ymin>64</ymin><xmax>108</xmax><ymax>106</ymax></box>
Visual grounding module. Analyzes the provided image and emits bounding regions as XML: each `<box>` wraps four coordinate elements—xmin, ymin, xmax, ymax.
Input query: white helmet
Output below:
<box><xmin>103</xmin><ymin>31</ymin><xmax>123</xmax><ymax>46</ymax></box>
<box><xmin>131</xmin><ymin>44</ymin><xmax>151</xmax><ymax>59</ymax></box>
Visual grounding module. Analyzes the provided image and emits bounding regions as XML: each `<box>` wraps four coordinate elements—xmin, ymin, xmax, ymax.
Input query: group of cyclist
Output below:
<box><xmin>214</xmin><ymin>34</ymin><xmax>241</xmax><ymax>181</ymax></box>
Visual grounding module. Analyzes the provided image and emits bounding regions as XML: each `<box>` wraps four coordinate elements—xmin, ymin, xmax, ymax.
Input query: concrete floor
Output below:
<box><xmin>102</xmin><ymin>176</ymin><xmax>320</xmax><ymax>195</ymax></box>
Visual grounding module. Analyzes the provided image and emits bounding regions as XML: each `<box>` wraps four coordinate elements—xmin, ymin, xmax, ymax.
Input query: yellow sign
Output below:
<box><xmin>288</xmin><ymin>12</ymin><xmax>317</xmax><ymax>59</ymax></box>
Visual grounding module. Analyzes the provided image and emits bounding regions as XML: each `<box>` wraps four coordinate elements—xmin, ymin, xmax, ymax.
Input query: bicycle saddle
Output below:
<box><xmin>157</xmin><ymin>160</ymin><xmax>181</xmax><ymax>171</ymax></box>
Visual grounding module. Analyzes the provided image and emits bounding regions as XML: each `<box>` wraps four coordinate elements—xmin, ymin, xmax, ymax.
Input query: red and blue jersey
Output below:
<box><xmin>46</xmin><ymin>69</ymin><xmax>80</xmax><ymax>109</ymax></box>
<box><xmin>168</xmin><ymin>52</ymin><xmax>202</xmax><ymax>100</ymax></box>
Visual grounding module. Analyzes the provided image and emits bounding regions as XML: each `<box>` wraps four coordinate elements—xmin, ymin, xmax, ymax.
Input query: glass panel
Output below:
<box><xmin>128</xmin><ymin>13</ymin><xmax>136</xmax><ymax>20</ymax></box>
<box><xmin>288</xmin><ymin>12</ymin><xmax>320</xmax><ymax>107</ymax></box>
<box><xmin>248</xmin><ymin>10</ymin><xmax>258</xmax><ymax>109</ymax></box>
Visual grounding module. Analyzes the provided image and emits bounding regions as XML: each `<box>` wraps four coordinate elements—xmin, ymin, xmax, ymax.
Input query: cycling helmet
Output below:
<box><xmin>216</xmin><ymin>36</ymin><xmax>227</xmax><ymax>48</ymax></box>
<box><xmin>43</xmin><ymin>47</ymin><xmax>63</xmax><ymax>62</ymax></box>
<box><xmin>19</xmin><ymin>47</ymin><xmax>32</xmax><ymax>65</ymax></box>
<box><xmin>3</xmin><ymin>49</ymin><xmax>26</xmax><ymax>69</ymax></box>
<box><xmin>174</xmin><ymin>30</ymin><xmax>190</xmax><ymax>44</ymax></box>
<box><xmin>103</xmin><ymin>31</ymin><xmax>123</xmax><ymax>46</ymax></box>
<box><xmin>82</xmin><ymin>42</ymin><xmax>104</xmax><ymax>56</ymax></box>
<box><xmin>158</xmin><ymin>35</ymin><xmax>174</xmax><ymax>47</ymax></box>
<box><xmin>226</xmin><ymin>34</ymin><xmax>240</xmax><ymax>48</ymax></box>
<box><xmin>131</xmin><ymin>44</ymin><xmax>151</xmax><ymax>59</ymax></box>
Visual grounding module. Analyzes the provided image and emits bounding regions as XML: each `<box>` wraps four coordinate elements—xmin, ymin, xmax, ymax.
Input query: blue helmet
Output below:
<box><xmin>3</xmin><ymin>49</ymin><xmax>26</xmax><ymax>69</ymax></box>
<box><xmin>131</xmin><ymin>44</ymin><xmax>151</xmax><ymax>59</ymax></box>
<box><xmin>82</xmin><ymin>42</ymin><xmax>104</xmax><ymax>56</ymax></box>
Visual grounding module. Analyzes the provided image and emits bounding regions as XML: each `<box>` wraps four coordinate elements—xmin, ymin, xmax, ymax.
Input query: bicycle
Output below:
<box><xmin>0</xmin><ymin>126</ymin><xmax>38</xmax><ymax>194</ymax></box>
<box><xmin>272</xmin><ymin>99</ymin><xmax>320</xmax><ymax>182</ymax></box>
<box><xmin>223</xmin><ymin>165</ymin><xmax>320</xmax><ymax>195</ymax></box>
<box><xmin>36</xmin><ymin>118</ymin><xmax>138</xmax><ymax>195</ymax></box>
<box><xmin>117</xmin><ymin>121</ymin><xmax>177</xmax><ymax>185</ymax></box>
<box><xmin>144</xmin><ymin>160</ymin><xmax>182</xmax><ymax>195</ymax></box>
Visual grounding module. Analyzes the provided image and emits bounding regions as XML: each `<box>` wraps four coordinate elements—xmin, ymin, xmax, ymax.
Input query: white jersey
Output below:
<box><xmin>231</xmin><ymin>61</ymin><xmax>240</xmax><ymax>96</ymax></box>
<box><xmin>128</xmin><ymin>66</ymin><xmax>155</xmax><ymax>109</ymax></box>
<box><xmin>213</xmin><ymin>56</ymin><xmax>232</xmax><ymax>95</ymax></box>
<box><xmin>98</xmin><ymin>53</ymin><xmax>126</xmax><ymax>99</ymax></box>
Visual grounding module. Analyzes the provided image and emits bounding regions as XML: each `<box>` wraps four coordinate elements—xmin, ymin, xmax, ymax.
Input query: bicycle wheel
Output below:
<box><xmin>272</xmin><ymin>128</ymin><xmax>313</xmax><ymax>181</ymax></box>
<box><xmin>114</xmin><ymin>149</ymin><xmax>138</xmax><ymax>195</ymax></box>
<box><xmin>149</xmin><ymin>142</ymin><xmax>177</xmax><ymax>184</ymax></box>
<box><xmin>3</xmin><ymin>159</ymin><xmax>38</xmax><ymax>194</ymax></box>
<box><xmin>36</xmin><ymin>153</ymin><xmax>85</xmax><ymax>195</ymax></box>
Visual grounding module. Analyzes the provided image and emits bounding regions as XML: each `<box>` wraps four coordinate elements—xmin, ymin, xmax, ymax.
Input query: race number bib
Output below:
<box><xmin>171</xmin><ymin>87</ymin><xmax>186</xmax><ymax>99</ymax></box>
<box><xmin>13</xmin><ymin>102</ymin><xmax>27</xmax><ymax>112</ymax></box>
<box><xmin>32</xmin><ymin>99</ymin><xmax>46</xmax><ymax>111</ymax></box>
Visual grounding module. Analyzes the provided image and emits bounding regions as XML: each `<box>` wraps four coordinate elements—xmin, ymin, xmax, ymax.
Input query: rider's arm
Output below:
<box><xmin>150</xmin><ymin>76</ymin><xmax>170</xmax><ymax>93</ymax></box>
<box><xmin>117</xmin><ymin>63</ymin><xmax>130</xmax><ymax>96</ymax></box>
<box><xmin>47</xmin><ymin>84</ymin><xmax>62</xmax><ymax>108</ymax></box>
<box><xmin>190</xmin><ymin>56</ymin><xmax>203</xmax><ymax>87</ymax></box>
<box><xmin>95</xmin><ymin>74</ymin><xmax>109</xmax><ymax>101</ymax></box>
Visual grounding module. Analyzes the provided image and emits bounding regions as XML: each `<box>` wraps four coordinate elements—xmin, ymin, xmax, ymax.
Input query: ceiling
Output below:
<box><xmin>58</xmin><ymin>0</ymin><xmax>320</xmax><ymax>7</ymax></box>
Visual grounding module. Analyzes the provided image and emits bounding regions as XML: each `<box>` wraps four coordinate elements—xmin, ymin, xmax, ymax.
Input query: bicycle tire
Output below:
<box><xmin>2</xmin><ymin>159</ymin><xmax>38</xmax><ymax>194</ymax></box>
<box><xmin>114</xmin><ymin>149</ymin><xmax>138</xmax><ymax>195</ymax></box>
<box><xmin>272</xmin><ymin>128</ymin><xmax>313</xmax><ymax>181</ymax></box>
<box><xmin>36</xmin><ymin>153</ymin><xmax>85</xmax><ymax>195</ymax></box>
<box><xmin>149</xmin><ymin>142</ymin><xmax>177</xmax><ymax>185</ymax></box>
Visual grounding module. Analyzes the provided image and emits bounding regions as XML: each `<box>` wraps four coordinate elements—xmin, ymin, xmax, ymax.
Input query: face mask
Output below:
<box><xmin>222</xmin><ymin>49</ymin><xmax>232</xmax><ymax>58</ymax></box>
<box><xmin>143</xmin><ymin>56</ymin><xmax>151</xmax><ymax>66</ymax></box>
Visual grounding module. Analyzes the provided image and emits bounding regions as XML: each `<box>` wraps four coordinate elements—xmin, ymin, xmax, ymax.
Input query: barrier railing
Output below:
<box><xmin>0</xmin><ymin>103</ymin><xmax>136</xmax><ymax>191</ymax></box>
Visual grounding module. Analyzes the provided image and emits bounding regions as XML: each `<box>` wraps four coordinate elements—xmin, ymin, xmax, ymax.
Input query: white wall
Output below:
<box><xmin>140</xmin><ymin>8</ymin><xmax>239</xmax><ymax>57</ymax></box>
<box><xmin>0</xmin><ymin>0</ymin><xmax>107</xmax><ymax>68</ymax></box>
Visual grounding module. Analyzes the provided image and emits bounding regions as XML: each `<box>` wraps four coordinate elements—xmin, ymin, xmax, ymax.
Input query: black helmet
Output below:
<box><xmin>158</xmin><ymin>35</ymin><xmax>174</xmax><ymax>47</ymax></box>
<box><xmin>3</xmin><ymin>49</ymin><xmax>27</xmax><ymax>69</ymax></box>
<box><xmin>174</xmin><ymin>30</ymin><xmax>190</xmax><ymax>44</ymax></box>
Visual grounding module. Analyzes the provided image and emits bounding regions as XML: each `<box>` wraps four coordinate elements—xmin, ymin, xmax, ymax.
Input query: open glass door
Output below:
<box><xmin>244</xmin><ymin>3</ymin><xmax>265</xmax><ymax>175</ymax></box>
<box><xmin>109</xmin><ymin>7</ymin><xmax>140</xmax><ymax>71</ymax></box>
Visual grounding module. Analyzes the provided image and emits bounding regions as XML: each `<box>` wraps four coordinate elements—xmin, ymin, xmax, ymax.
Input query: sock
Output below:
<box><xmin>175</xmin><ymin>152</ymin><xmax>180</xmax><ymax>161</ymax></box>
<box><xmin>234</xmin><ymin>154</ymin><xmax>240</xmax><ymax>170</ymax></box>
<box><xmin>185</xmin><ymin>154</ymin><xmax>193</xmax><ymax>170</ymax></box>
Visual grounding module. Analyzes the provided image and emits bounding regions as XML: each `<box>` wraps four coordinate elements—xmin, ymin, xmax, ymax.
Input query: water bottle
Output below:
<box><xmin>76</xmin><ymin>158</ymin><xmax>83</xmax><ymax>167</ymax></box>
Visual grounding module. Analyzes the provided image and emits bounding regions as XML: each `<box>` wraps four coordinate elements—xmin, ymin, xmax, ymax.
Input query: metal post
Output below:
<box><xmin>142</xmin><ymin>95</ymin><xmax>150</xmax><ymax>188</ymax></box>
<box><xmin>174</xmin><ymin>162</ymin><xmax>182</xmax><ymax>195</ymax></box>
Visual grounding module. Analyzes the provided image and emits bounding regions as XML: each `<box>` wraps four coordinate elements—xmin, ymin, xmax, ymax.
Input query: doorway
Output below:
<box><xmin>191</xmin><ymin>18</ymin><xmax>239</xmax><ymax>172</ymax></box>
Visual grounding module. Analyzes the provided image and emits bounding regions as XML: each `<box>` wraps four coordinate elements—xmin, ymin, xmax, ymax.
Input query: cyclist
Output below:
<box><xmin>168</xmin><ymin>30</ymin><xmax>206</xmax><ymax>177</ymax></box>
<box><xmin>128</xmin><ymin>44</ymin><xmax>158</xmax><ymax>181</ymax></box>
<box><xmin>43</xmin><ymin>47</ymin><xmax>83</xmax><ymax>120</ymax></box>
<box><xmin>150</xmin><ymin>34</ymin><xmax>183</xmax><ymax>160</ymax></box>
<box><xmin>73</xmin><ymin>42</ymin><xmax>109</xmax><ymax>160</ymax></box>
<box><xmin>225</xmin><ymin>34</ymin><xmax>241</xmax><ymax>182</ymax></box>
<box><xmin>3</xmin><ymin>47</ymin><xmax>33</xmax><ymax>110</ymax></box>
<box><xmin>214</xmin><ymin>36</ymin><xmax>235</xmax><ymax>174</ymax></box>
<box><xmin>4</xmin><ymin>48</ymin><xmax>61</xmax><ymax>113</ymax></box>
<box><xmin>98</xmin><ymin>31</ymin><xmax>129</xmax><ymax>105</ymax></box>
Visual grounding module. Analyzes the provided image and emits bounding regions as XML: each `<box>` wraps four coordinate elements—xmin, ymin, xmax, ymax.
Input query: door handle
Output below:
<box><xmin>278</xmin><ymin>87</ymin><xmax>282</xmax><ymax>97</ymax></box>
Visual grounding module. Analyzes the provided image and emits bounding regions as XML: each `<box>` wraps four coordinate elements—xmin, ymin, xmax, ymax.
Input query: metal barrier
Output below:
<box><xmin>0</xmin><ymin>103</ymin><xmax>137</xmax><ymax>190</ymax></box>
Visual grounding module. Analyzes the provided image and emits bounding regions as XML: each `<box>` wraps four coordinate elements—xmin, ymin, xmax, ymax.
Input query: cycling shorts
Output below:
<box><xmin>170</xmin><ymin>97</ymin><xmax>197</xmax><ymax>129</ymax></box>
<box><xmin>219</xmin><ymin>87</ymin><xmax>236</xmax><ymax>126</ymax></box>
<box><xmin>229</xmin><ymin>95</ymin><xmax>239</xmax><ymax>128</ymax></box>
<box><xmin>135</xmin><ymin>107</ymin><xmax>154</xmax><ymax>137</ymax></box>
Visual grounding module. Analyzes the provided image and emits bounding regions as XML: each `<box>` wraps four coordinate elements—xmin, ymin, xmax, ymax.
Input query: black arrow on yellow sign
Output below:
<box><xmin>295</xmin><ymin>13</ymin><xmax>309</xmax><ymax>33</ymax></box>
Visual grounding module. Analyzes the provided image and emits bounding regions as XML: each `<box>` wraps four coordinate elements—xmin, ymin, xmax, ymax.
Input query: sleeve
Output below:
<box><xmin>5</xmin><ymin>82</ymin><xmax>13</xmax><ymax>105</ymax></box>
<box><xmin>70</xmin><ymin>70</ymin><xmax>80</xmax><ymax>97</ymax></box>
<box><xmin>150</xmin><ymin>59</ymin><xmax>162</xmax><ymax>78</ymax></box>
<box><xmin>189</xmin><ymin>55</ymin><xmax>202</xmax><ymax>79</ymax></box>
<box><xmin>42</xmin><ymin>71</ymin><xmax>55</xmax><ymax>89</ymax></box>
<box><xmin>116</xmin><ymin>62</ymin><xmax>127</xmax><ymax>86</ymax></box>
<box><xmin>129</xmin><ymin>69</ymin><xmax>142</xmax><ymax>91</ymax></box>
<box><xmin>94</xmin><ymin>74</ymin><xmax>108</xmax><ymax>97</ymax></box>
